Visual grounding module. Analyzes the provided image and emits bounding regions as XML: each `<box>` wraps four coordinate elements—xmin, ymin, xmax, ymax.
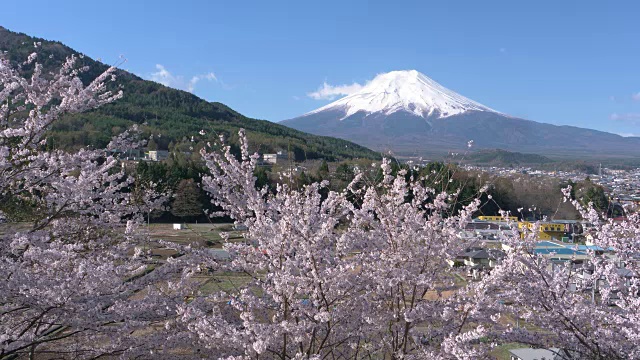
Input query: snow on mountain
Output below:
<box><xmin>305</xmin><ymin>70</ymin><xmax>500</xmax><ymax>120</ymax></box>
<box><xmin>282</xmin><ymin>70</ymin><xmax>640</xmax><ymax>159</ymax></box>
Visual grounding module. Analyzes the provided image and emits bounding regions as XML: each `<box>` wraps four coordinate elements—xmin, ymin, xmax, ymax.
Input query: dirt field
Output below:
<box><xmin>146</xmin><ymin>222</ymin><xmax>245</xmax><ymax>248</ymax></box>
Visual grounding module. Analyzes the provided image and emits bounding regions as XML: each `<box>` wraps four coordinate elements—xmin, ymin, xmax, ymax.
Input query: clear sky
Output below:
<box><xmin>2</xmin><ymin>1</ymin><xmax>640</xmax><ymax>136</ymax></box>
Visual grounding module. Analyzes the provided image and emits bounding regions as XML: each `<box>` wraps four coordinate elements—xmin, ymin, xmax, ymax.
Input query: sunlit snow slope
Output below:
<box><xmin>305</xmin><ymin>70</ymin><xmax>499</xmax><ymax>119</ymax></box>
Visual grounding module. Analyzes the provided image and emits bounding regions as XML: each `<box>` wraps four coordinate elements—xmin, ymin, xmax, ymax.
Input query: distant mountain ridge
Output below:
<box><xmin>0</xmin><ymin>26</ymin><xmax>381</xmax><ymax>162</ymax></box>
<box><xmin>282</xmin><ymin>70</ymin><xmax>640</xmax><ymax>159</ymax></box>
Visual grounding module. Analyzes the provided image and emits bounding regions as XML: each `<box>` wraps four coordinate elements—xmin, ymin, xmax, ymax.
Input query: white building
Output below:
<box><xmin>262</xmin><ymin>151</ymin><xmax>288</xmax><ymax>165</ymax></box>
<box><xmin>146</xmin><ymin>150</ymin><xmax>169</xmax><ymax>161</ymax></box>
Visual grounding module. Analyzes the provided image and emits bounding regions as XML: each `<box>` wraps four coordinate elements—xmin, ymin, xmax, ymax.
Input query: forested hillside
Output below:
<box><xmin>0</xmin><ymin>26</ymin><xmax>380</xmax><ymax>161</ymax></box>
<box><xmin>464</xmin><ymin>149</ymin><xmax>553</xmax><ymax>166</ymax></box>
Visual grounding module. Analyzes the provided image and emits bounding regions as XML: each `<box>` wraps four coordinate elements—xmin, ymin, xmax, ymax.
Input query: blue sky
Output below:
<box><xmin>2</xmin><ymin>0</ymin><xmax>640</xmax><ymax>136</ymax></box>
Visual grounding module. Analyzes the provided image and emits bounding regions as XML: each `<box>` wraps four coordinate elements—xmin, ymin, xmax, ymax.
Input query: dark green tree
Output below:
<box><xmin>582</xmin><ymin>186</ymin><xmax>609</xmax><ymax>212</ymax></box>
<box><xmin>317</xmin><ymin>160</ymin><xmax>330</xmax><ymax>180</ymax></box>
<box><xmin>147</xmin><ymin>137</ymin><xmax>158</xmax><ymax>151</ymax></box>
<box><xmin>254</xmin><ymin>166</ymin><xmax>271</xmax><ymax>190</ymax></box>
<box><xmin>171</xmin><ymin>179</ymin><xmax>203</xmax><ymax>221</ymax></box>
<box><xmin>296</xmin><ymin>171</ymin><xmax>314</xmax><ymax>188</ymax></box>
<box><xmin>335</xmin><ymin>163</ymin><xmax>355</xmax><ymax>182</ymax></box>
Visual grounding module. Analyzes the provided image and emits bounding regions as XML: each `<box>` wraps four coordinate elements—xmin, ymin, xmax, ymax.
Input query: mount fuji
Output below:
<box><xmin>281</xmin><ymin>70</ymin><xmax>640</xmax><ymax>159</ymax></box>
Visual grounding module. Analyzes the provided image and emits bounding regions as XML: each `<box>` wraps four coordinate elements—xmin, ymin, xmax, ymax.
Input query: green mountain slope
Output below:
<box><xmin>0</xmin><ymin>26</ymin><xmax>381</xmax><ymax>161</ymax></box>
<box><xmin>465</xmin><ymin>149</ymin><xmax>554</xmax><ymax>166</ymax></box>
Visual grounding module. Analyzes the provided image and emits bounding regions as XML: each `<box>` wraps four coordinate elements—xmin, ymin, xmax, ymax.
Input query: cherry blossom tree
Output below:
<box><xmin>178</xmin><ymin>130</ymin><xmax>491</xmax><ymax>359</ymax></box>
<box><xmin>0</xmin><ymin>51</ymin><xmax>207</xmax><ymax>359</ymax></box>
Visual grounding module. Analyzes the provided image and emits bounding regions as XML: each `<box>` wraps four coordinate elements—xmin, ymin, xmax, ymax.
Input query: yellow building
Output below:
<box><xmin>517</xmin><ymin>222</ymin><xmax>566</xmax><ymax>240</ymax></box>
<box><xmin>476</xmin><ymin>215</ymin><xmax>518</xmax><ymax>222</ymax></box>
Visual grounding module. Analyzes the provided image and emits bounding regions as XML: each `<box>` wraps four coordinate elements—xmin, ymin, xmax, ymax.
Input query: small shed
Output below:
<box><xmin>173</xmin><ymin>223</ymin><xmax>184</xmax><ymax>230</ymax></box>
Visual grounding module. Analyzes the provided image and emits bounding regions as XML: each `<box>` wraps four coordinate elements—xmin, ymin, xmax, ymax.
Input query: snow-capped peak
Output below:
<box><xmin>305</xmin><ymin>70</ymin><xmax>499</xmax><ymax>119</ymax></box>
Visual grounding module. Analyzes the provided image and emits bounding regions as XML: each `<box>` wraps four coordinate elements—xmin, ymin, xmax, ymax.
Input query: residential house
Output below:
<box><xmin>464</xmin><ymin>221</ymin><xmax>515</xmax><ymax>241</ymax></box>
<box><xmin>109</xmin><ymin>148</ymin><xmax>143</xmax><ymax>160</ymax></box>
<box><xmin>262</xmin><ymin>151</ymin><xmax>289</xmax><ymax>165</ymax></box>
<box><xmin>451</xmin><ymin>247</ymin><xmax>505</xmax><ymax>279</ymax></box>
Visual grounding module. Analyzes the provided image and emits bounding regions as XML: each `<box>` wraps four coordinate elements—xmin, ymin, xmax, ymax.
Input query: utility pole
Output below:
<box><xmin>146</xmin><ymin>208</ymin><xmax>150</xmax><ymax>255</ymax></box>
